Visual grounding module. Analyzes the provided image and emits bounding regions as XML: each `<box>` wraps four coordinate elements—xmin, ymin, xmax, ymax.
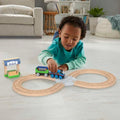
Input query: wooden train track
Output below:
<box><xmin>13</xmin><ymin>74</ymin><xmax>64</xmax><ymax>96</ymax></box>
<box><xmin>69</xmin><ymin>69</ymin><xmax>116</xmax><ymax>89</ymax></box>
<box><xmin>13</xmin><ymin>69</ymin><xmax>116</xmax><ymax>96</ymax></box>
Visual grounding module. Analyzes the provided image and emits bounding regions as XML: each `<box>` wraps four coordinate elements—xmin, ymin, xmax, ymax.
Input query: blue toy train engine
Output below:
<box><xmin>49</xmin><ymin>69</ymin><xmax>65</xmax><ymax>79</ymax></box>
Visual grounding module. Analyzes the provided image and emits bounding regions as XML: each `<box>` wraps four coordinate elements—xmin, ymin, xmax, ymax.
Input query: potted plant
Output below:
<box><xmin>88</xmin><ymin>7</ymin><xmax>105</xmax><ymax>34</ymax></box>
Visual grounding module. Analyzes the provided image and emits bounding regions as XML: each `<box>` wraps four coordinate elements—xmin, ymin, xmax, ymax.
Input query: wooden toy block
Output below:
<box><xmin>8</xmin><ymin>70</ymin><xmax>18</xmax><ymax>76</ymax></box>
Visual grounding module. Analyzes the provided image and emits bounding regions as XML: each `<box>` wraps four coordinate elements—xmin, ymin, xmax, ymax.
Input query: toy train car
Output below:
<box><xmin>35</xmin><ymin>66</ymin><xmax>65</xmax><ymax>79</ymax></box>
<box><xmin>35</xmin><ymin>66</ymin><xmax>49</xmax><ymax>77</ymax></box>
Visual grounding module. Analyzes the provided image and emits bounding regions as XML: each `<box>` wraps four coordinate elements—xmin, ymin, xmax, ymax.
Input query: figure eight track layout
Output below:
<box><xmin>13</xmin><ymin>69</ymin><xmax>116</xmax><ymax>96</ymax></box>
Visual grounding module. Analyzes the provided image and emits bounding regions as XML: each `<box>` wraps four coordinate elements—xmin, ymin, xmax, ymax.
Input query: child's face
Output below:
<box><xmin>59</xmin><ymin>24</ymin><xmax>81</xmax><ymax>51</ymax></box>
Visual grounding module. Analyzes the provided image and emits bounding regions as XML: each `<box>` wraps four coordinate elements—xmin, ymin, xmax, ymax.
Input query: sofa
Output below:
<box><xmin>0</xmin><ymin>0</ymin><xmax>43</xmax><ymax>37</ymax></box>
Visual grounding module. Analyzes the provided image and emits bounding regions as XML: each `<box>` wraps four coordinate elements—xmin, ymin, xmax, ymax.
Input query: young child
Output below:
<box><xmin>38</xmin><ymin>16</ymin><xmax>86</xmax><ymax>73</ymax></box>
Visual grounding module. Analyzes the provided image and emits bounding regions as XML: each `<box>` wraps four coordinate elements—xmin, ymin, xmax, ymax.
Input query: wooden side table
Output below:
<box><xmin>44</xmin><ymin>11</ymin><xmax>58</xmax><ymax>35</ymax></box>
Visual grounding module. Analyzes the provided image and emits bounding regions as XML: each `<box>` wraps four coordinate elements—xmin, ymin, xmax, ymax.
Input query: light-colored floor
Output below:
<box><xmin>0</xmin><ymin>31</ymin><xmax>120</xmax><ymax>120</ymax></box>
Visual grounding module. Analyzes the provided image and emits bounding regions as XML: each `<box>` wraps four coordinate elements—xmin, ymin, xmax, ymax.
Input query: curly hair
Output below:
<box><xmin>59</xmin><ymin>16</ymin><xmax>86</xmax><ymax>40</ymax></box>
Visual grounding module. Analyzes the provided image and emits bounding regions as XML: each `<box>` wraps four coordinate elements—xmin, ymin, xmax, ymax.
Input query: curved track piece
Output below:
<box><xmin>68</xmin><ymin>69</ymin><xmax>116</xmax><ymax>89</ymax></box>
<box><xmin>13</xmin><ymin>74</ymin><xmax>64</xmax><ymax>96</ymax></box>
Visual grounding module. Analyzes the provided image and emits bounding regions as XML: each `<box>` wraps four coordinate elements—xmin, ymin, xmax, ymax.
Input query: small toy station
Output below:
<box><xmin>3</xmin><ymin>58</ymin><xmax>21</xmax><ymax>78</ymax></box>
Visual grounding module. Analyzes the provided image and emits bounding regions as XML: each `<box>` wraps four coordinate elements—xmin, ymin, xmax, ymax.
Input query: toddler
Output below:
<box><xmin>38</xmin><ymin>16</ymin><xmax>86</xmax><ymax>73</ymax></box>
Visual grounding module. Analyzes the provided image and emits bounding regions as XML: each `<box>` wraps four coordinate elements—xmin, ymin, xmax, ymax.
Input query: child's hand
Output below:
<box><xmin>58</xmin><ymin>64</ymin><xmax>68</xmax><ymax>71</ymax></box>
<box><xmin>47</xmin><ymin>58</ymin><xmax>58</xmax><ymax>73</ymax></box>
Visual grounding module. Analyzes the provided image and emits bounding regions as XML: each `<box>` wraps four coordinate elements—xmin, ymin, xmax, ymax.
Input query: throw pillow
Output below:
<box><xmin>0</xmin><ymin>4</ymin><xmax>33</xmax><ymax>16</ymax></box>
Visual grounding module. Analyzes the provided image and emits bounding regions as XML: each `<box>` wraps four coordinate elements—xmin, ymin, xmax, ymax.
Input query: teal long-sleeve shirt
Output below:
<box><xmin>38</xmin><ymin>37</ymin><xmax>86</xmax><ymax>70</ymax></box>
